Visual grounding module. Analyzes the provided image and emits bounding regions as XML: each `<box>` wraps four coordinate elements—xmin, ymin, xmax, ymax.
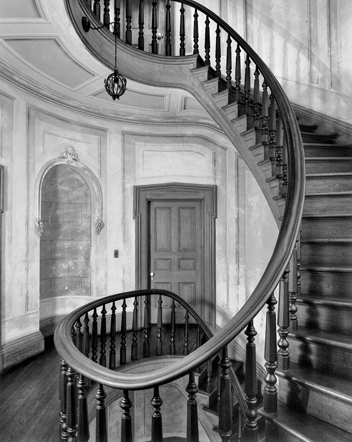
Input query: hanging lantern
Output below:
<box><xmin>104</xmin><ymin>69</ymin><xmax>127</xmax><ymax>100</ymax></box>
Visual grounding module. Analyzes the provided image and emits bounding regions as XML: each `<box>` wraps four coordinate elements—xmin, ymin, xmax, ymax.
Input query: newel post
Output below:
<box><xmin>219</xmin><ymin>346</ymin><xmax>233</xmax><ymax>441</ymax></box>
<box><xmin>264</xmin><ymin>293</ymin><xmax>278</xmax><ymax>413</ymax></box>
<box><xmin>186</xmin><ymin>371</ymin><xmax>199</xmax><ymax>442</ymax></box>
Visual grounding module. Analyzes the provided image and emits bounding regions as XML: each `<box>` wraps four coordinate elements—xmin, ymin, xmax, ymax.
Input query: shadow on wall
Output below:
<box><xmin>40</xmin><ymin>164</ymin><xmax>91</xmax><ymax>300</ymax></box>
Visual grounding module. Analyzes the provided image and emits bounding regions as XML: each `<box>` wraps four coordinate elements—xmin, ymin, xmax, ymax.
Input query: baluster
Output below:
<box><xmin>120</xmin><ymin>390</ymin><xmax>133</xmax><ymax>442</ymax></box>
<box><xmin>215</xmin><ymin>24</ymin><xmax>221</xmax><ymax>77</ymax></box>
<box><xmin>151</xmin><ymin>386</ymin><xmax>163</xmax><ymax>442</ymax></box>
<box><xmin>115</xmin><ymin>0</ymin><xmax>120</xmax><ymax>38</ymax></box>
<box><xmin>120</xmin><ymin>298</ymin><xmax>127</xmax><ymax>365</ymax></box>
<box><xmin>234</xmin><ymin>44</ymin><xmax>242</xmax><ymax>102</ymax></box>
<box><xmin>186</xmin><ymin>371</ymin><xmax>199</xmax><ymax>442</ymax></box>
<box><xmin>226</xmin><ymin>34</ymin><xmax>232</xmax><ymax>89</ymax></box>
<box><xmin>103</xmin><ymin>0</ymin><xmax>110</xmax><ymax>27</ymax></box>
<box><xmin>282</xmin><ymin>141</ymin><xmax>288</xmax><ymax>198</ymax></box>
<box><xmin>253</xmin><ymin>67</ymin><xmax>261</xmax><ymax>129</ymax></box>
<box><xmin>170</xmin><ymin>299</ymin><xmax>176</xmax><ymax>355</ymax></box>
<box><xmin>131</xmin><ymin>296</ymin><xmax>139</xmax><ymax>360</ymax></box>
<box><xmin>165</xmin><ymin>0</ymin><xmax>172</xmax><ymax>56</ymax></box>
<box><xmin>204</xmin><ymin>16</ymin><xmax>210</xmax><ymax>66</ymax></box>
<box><xmin>218</xmin><ymin>346</ymin><xmax>232</xmax><ymax>442</ymax></box>
<box><xmin>193</xmin><ymin>8</ymin><xmax>199</xmax><ymax>54</ymax></box>
<box><xmin>156</xmin><ymin>295</ymin><xmax>163</xmax><ymax>356</ymax></box>
<box><xmin>152</xmin><ymin>0</ymin><xmax>158</xmax><ymax>54</ymax></box>
<box><xmin>278</xmin><ymin>267</ymin><xmax>290</xmax><ymax>370</ymax></box>
<box><xmin>82</xmin><ymin>313</ymin><xmax>90</xmax><ymax>357</ymax></box>
<box><xmin>206</xmin><ymin>358</ymin><xmax>213</xmax><ymax>393</ymax></box>
<box><xmin>125</xmin><ymin>0</ymin><xmax>132</xmax><ymax>45</ymax></box>
<box><xmin>143</xmin><ymin>295</ymin><xmax>150</xmax><ymax>357</ymax></box>
<box><xmin>244</xmin><ymin>54</ymin><xmax>252</xmax><ymax>115</ymax></box>
<box><xmin>275</xmin><ymin>110</ymin><xmax>284</xmax><ymax>180</ymax></box>
<box><xmin>244</xmin><ymin>321</ymin><xmax>259</xmax><ymax>440</ymax></box>
<box><xmin>66</xmin><ymin>366</ymin><xmax>77</xmax><ymax>441</ymax></box>
<box><xmin>261</xmin><ymin>81</ymin><xmax>270</xmax><ymax>152</ymax></box>
<box><xmin>138</xmin><ymin>0</ymin><xmax>144</xmax><ymax>50</ymax></box>
<box><xmin>59</xmin><ymin>359</ymin><xmax>68</xmax><ymax>441</ymax></box>
<box><xmin>77</xmin><ymin>374</ymin><xmax>90</xmax><ymax>442</ymax></box>
<box><xmin>184</xmin><ymin>310</ymin><xmax>189</xmax><ymax>355</ymax></box>
<box><xmin>109</xmin><ymin>301</ymin><xmax>117</xmax><ymax>369</ymax></box>
<box><xmin>99</xmin><ymin>305</ymin><xmax>107</xmax><ymax>367</ymax></box>
<box><xmin>75</xmin><ymin>318</ymin><xmax>83</xmax><ymax>353</ymax></box>
<box><xmin>269</xmin><ymin>95</ymin><xmax>277</xmax><ymax>175</ymax></box>
<box><xmin>289</xmin><ymin>230</ymin><xmax>301</xmax><ymax>331</ymax></box>
<box><xmin>92</xmin><ymin>308</ymin><xmax>98</xmax><ymax>363</ymax></box>
<box><xmin>264</xmin><ymin>293</ymin><xmax>278</xmax><ymax>413</ymax></box>
<box><xmin>179</xmin><ymin>3</ymin><xmax>185</xmax><ymax>56</ymax></box>
<box><xmin>93</xmin><ymin>0</ymin><xmax>101</xmax><ymax>20</ymax></box>
<box><xmin>96</xmin><ymin>385</ymin><xmax>107</xmax><ymax>442</ymax></box>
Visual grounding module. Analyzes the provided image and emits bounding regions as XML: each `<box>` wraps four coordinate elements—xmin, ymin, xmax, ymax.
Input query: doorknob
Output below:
<box><xmin>150</xmin><ymin>272</ymin><xmax>155</xmax><ymax>281</ymax></box>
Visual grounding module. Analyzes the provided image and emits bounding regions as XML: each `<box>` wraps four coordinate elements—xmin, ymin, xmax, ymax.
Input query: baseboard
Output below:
<box><xmin>40</xmin><ymin>315</ymin><xmax>66</xmax><ymax>338</ymax></box>
<box><xmin>0</xmin><ymin>331</ymin><xmax>44</xmax><ymax>372</ymax></box>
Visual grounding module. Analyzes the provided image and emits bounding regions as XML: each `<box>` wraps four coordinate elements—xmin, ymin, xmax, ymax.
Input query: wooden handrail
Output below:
<box><xmin>58</xmin><ymin>0</ymin><xmax>305</xmax><ymax>395</ymax></box>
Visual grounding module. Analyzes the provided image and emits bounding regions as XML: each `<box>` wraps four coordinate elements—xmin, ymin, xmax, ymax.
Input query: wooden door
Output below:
<box><xmin>149</xmin><ymin>200</ymin><xmax>202</xmax><ymax>320</ymax></box>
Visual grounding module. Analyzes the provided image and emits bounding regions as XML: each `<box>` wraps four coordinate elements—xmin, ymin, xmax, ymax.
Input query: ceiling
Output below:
<box><xmin>0</xmin><ymin>0</ymin><xmax>208</xmax><ymax>120</ymax></box>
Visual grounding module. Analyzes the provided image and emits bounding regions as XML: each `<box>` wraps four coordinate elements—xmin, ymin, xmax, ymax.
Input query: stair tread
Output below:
<box><xmin>306</xmin><ymin>157</ymin><xmax>351</xmax><ymax>161</ymax></box>
<box><xmin>303</xmin><ymin>143</ymin><xmax>352</xmax><ymax>147</ymax></box>
<box><xmin>259</xmin><ymin>401</ymin><xmax>352</xmax><ymax>442</ymax></box>
<box><xmin>300</xmin><ymin>266</ymin><xmax>352</xmax><ymax>272</ymax></box>
<box><xmin>301</xmin><ymin>238</ymin><xmax>352</xmax><ymax>243</ymax></box>
<box><xmin>298</xmin><ymin>293</ymin><xmax>352</xmax><ymax>308</ymax></box>
<box><xmin>290</xmin><ymin>326</ymin><xmax>352</xmax><ymax>349</ymax></box>
<box><xmin>306</xmin><ymin>172</ymin><xmax>352</xmax><ymax>177</ymax></box>
<box><xmin>303</xmin><ymin>213</ymin><xmax>352</xmax><ymax>218</ymax></box>
<box><xmin>305</xmin><ymin>190</ymin><xmax>352</xmax><ymax>196</ymax></box>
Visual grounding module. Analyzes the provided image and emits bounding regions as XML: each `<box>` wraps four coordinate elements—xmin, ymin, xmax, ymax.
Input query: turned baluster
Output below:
<box><xmin>234</xmin><ymin>44</ymin><xmax>242</xmax><ymax>102</ymax></box>
<box><xmin>120</xmin><ymin>298</ymin><xmax>127</xmax><ymax>365</ymax></box>
<box><xmin>179</xmin><ymin>3</ymin><xmax>185</xmax><ymax>56</ymax></box>
<box><xmin>215</xmin><ymin>24</ymin><xmax>221</xmax><ymax>77</ymax></box>
<box><xmin>193</xmin><ymin>8</ymin><xmax>199</xmax><ymax>54</ymax></box>
<box><xmin>281</xmin><ymin>141</ymin><xmax>288</xmax><ymax>198</ymax></box>
<box><xmin>219</xmin><ymin>346</ymin><xmax>232</xmax><ymax>442</ymax></box>
<box><xmin>253</xmin><ymin>67</ymin><xmax>261</xmax><ymax>129</ymax></box>
<box><xmin>264</xmin><ymin>293</ymin><xmax>278</xmax><ymax>413</ymax></box>
<box><xmin>226</xmin><ymin>34</ymin><xmax>232</xmax><ymax>89</ymax></box>
<box><xmin>244</xmin><ymin>54</ymin><xmax>251</xmax><ymax>114</ymax></box>
<box><xmin>170</xmin><ymin>299</ymin><xmax>176</xmax><ymax>355</ymax></box>
<box><xmin>91</xmin><ymin>308</ymin><xmax>98</xmax><ymax>363</ymax></box>
<box><xmin>120</xmin><ymin>390</ymin><xmax>133</xmax><ymax>442</ymax></box>
<box><xmin>143</xmin><ymin>295</ymin><xmax>150</xmax><ymax>357</ymax></box>
<box><xmin>131</xmin><ymin>296</ymin><xmax>139</xmax><ymax>360</ymax></box>
<box><xmin>103</xmin><ymin>0</ymin><xmax>110</xmax><ymax>27</ymax></box>
<box><xmin>115</xmin><ymin>0</ymin><xmax>120</xmax><ymax>38</ymax></box>
<box><xmin>289</xmin><ymin>230</ymin><xmax>301</xmax><ymax>331</ymax></box>
<box><xmin>165</xmin><ymin>0</ymin><xmax>172</xmax><ymax>56</ymax></box>
<box><xmin>204</xmin><ymin>16</ymin><xmax>211</xmax><ymax>65</ymax></box>
<box><xmin>59</xmin><ymin>359</ymin><xmax>68</xmax><ymax>441</ymax></box>
<box><xmin>206</xmin><ymin>358</ymin><xmax>213</xmax><ymax>393</ymax></box>
<box><xmin>96</xmin><ymin>385</ymin><xmax>107</xmax><ymax>442</ymax></box>
<box><xmin>75</xmin><ymin>318</ymin><xmax>83</xmax><ymax>353</ymax></box>
<box><xmin>269</xmin><ymin>95</ymin><xmax>277</xmax><ymax>175</ymax></box>
<box><xmin>82</xmin><ymin>313</ymin><xmax>90</xmax><ymax>357</ymax></box>
<box><xmin>151</xmin><ymin>0</ymin><xmax>158</xmax><ymax>54</ymax></box>
<box><xmin>275</xmin><ymin>110</ymin><xmax>284</xmax><ymax>180</ymax></box>
<box><xmin>261</xmin><ymin>81</ymin><xmax>270</xmax><ymax>152</ymax></box>
<box><xmin>93</xmin><ymin>0</ymin><xmax>101</xmax><ymax>20</ymax></box>
<box><xmin>156</xmin><ymin>295</ymin><xmax>163</xmax><ymax>356</ymax></box>
<box><xmin>77</xmin><ymin>374</ymin><xmax>90</xmax><ymax>442</ymax></box>
<box><xmin>109</xmin><ymin>301</ymin><xmax>117</xmax><ymax>369</ymax></box>
<box><xmin>186</xmin><ymin>371</ymin><xmax>199</xmax><ymax>442</ymax></box>
<box><xmin>66</xmin><ymin>366</ymin><xmax>77</xmax><ymax>441</ymax></box>
<box><xmin>151</xmin><ymin>386</ymin><xmax>163</xmax><ymax>442</ymax></box>
<box><xmin>278</xmin><ymin>267</ymin><xmax>290</xmax><ymax>370</ymax></box>
<box><xmin>184</xmin><ymin>310</ymin><xmax>189</xmax><ymax>355</ymax></box>
<box><xmin>125</xmin><ymin>0</ymin><xmax>132</xmax><ymax>45</ymax></box>
<box><xmin>244</xmin><ymin>321</ymin><xmax>259</xmax><ymax>441</ymax></box>
<box><xmin>138</xmin><ymin>0</ymin><xmax>144</xmax><ymax>50</ymax></box>
<box><xmin>99</xmin><ymin>304</ymin><xmax>107</xmax><ymax>367</ymax></box>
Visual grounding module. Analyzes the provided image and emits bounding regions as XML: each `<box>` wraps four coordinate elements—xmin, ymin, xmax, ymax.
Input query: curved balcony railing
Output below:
<box><xmin>56</xmin><ymin>1</ymin><xmax>306</xmax><ymax>441</ymax></box>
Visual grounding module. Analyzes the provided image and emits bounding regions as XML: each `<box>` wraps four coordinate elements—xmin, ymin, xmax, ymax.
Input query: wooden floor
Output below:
<box><xmin>0</xmin><ymin>337</ymin><xmax>60</xmax><ymax>442</ymax></box>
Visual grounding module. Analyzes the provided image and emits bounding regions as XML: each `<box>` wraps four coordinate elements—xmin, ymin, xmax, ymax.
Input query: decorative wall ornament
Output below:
<box><xmin>59</xmin><ymin>146</ymin><xmax>79</xmax><ymax>164</ymax></box>
<box><xmin>35</xmin><ymin>220</ymin><xmax>44</xmax><ymax>236</ymax></box>
<box><xmin>96</xmin><ymin>219</ymin><xmax>105</xmax><ymax>235</ymax></box>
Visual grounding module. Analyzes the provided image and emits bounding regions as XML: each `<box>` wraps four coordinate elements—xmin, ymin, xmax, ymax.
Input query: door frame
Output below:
<box><xmin>134</xmin><ymin>182</ymin><xmax>217</xmax><ymax>327</ymax></box>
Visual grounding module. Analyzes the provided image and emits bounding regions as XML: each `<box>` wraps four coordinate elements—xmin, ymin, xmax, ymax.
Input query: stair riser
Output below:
<box><xmin>304</xmin><ymin>194</ymin><xmax>352</xmax><ymax>215</ymax></box>
<box><xmin>304</xmin><ymin>146</ymin><xmax>352</xmax><ymax>158</ymax></box>
<box><xmin>297</xmin><ymin>301</ymin><xmax>352</xmax><ymax>334</ymax></box>
<box><xmin>306</xmin><ymin>176</ymin><xmax>352</xmax><ymax>193</ymax></box>
<box><xmin>302</xmin><ymin>134</ymin><xmax>336</xmax><ymax>144</ymax></box>
<box><xmin>302</xmin><ymin>217</ymin><xmax>352</xmax><ymax>239</ymax></box>
<box><xmin>305</xmin><ymin>159</ymin><xmax>352</xmax><ymax>174</ymax></box>
<box><xmin>300</xmin><ymin>269</ymin><xmax>352</xmax><ymax>298</ymax></box>
<box><xmin>278</xmin><ymin>377</ymin><xmax>352</xmax><ymax>434</ymax></box>
<box><xmin>301</xmin><ymin>241</ymin><xmax>352</xmax><ymax>267</ymax></box>
<box><xmin>288</xmin><ymin>337</ymin><xmax>352</xmax><ymax>378</ymax></box>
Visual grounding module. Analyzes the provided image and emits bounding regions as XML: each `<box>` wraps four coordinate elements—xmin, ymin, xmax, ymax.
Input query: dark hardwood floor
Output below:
<box><xmin>0</xmin><ymin>337</ymin><xmax>60</xmax><ymax>442</ymax></box>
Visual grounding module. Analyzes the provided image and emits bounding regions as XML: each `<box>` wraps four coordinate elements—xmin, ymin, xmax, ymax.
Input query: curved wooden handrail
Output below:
<box><xmin>57</xmin><ymin>0</ymin><xmax>305</xmax><ymax>392</ymax></box>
